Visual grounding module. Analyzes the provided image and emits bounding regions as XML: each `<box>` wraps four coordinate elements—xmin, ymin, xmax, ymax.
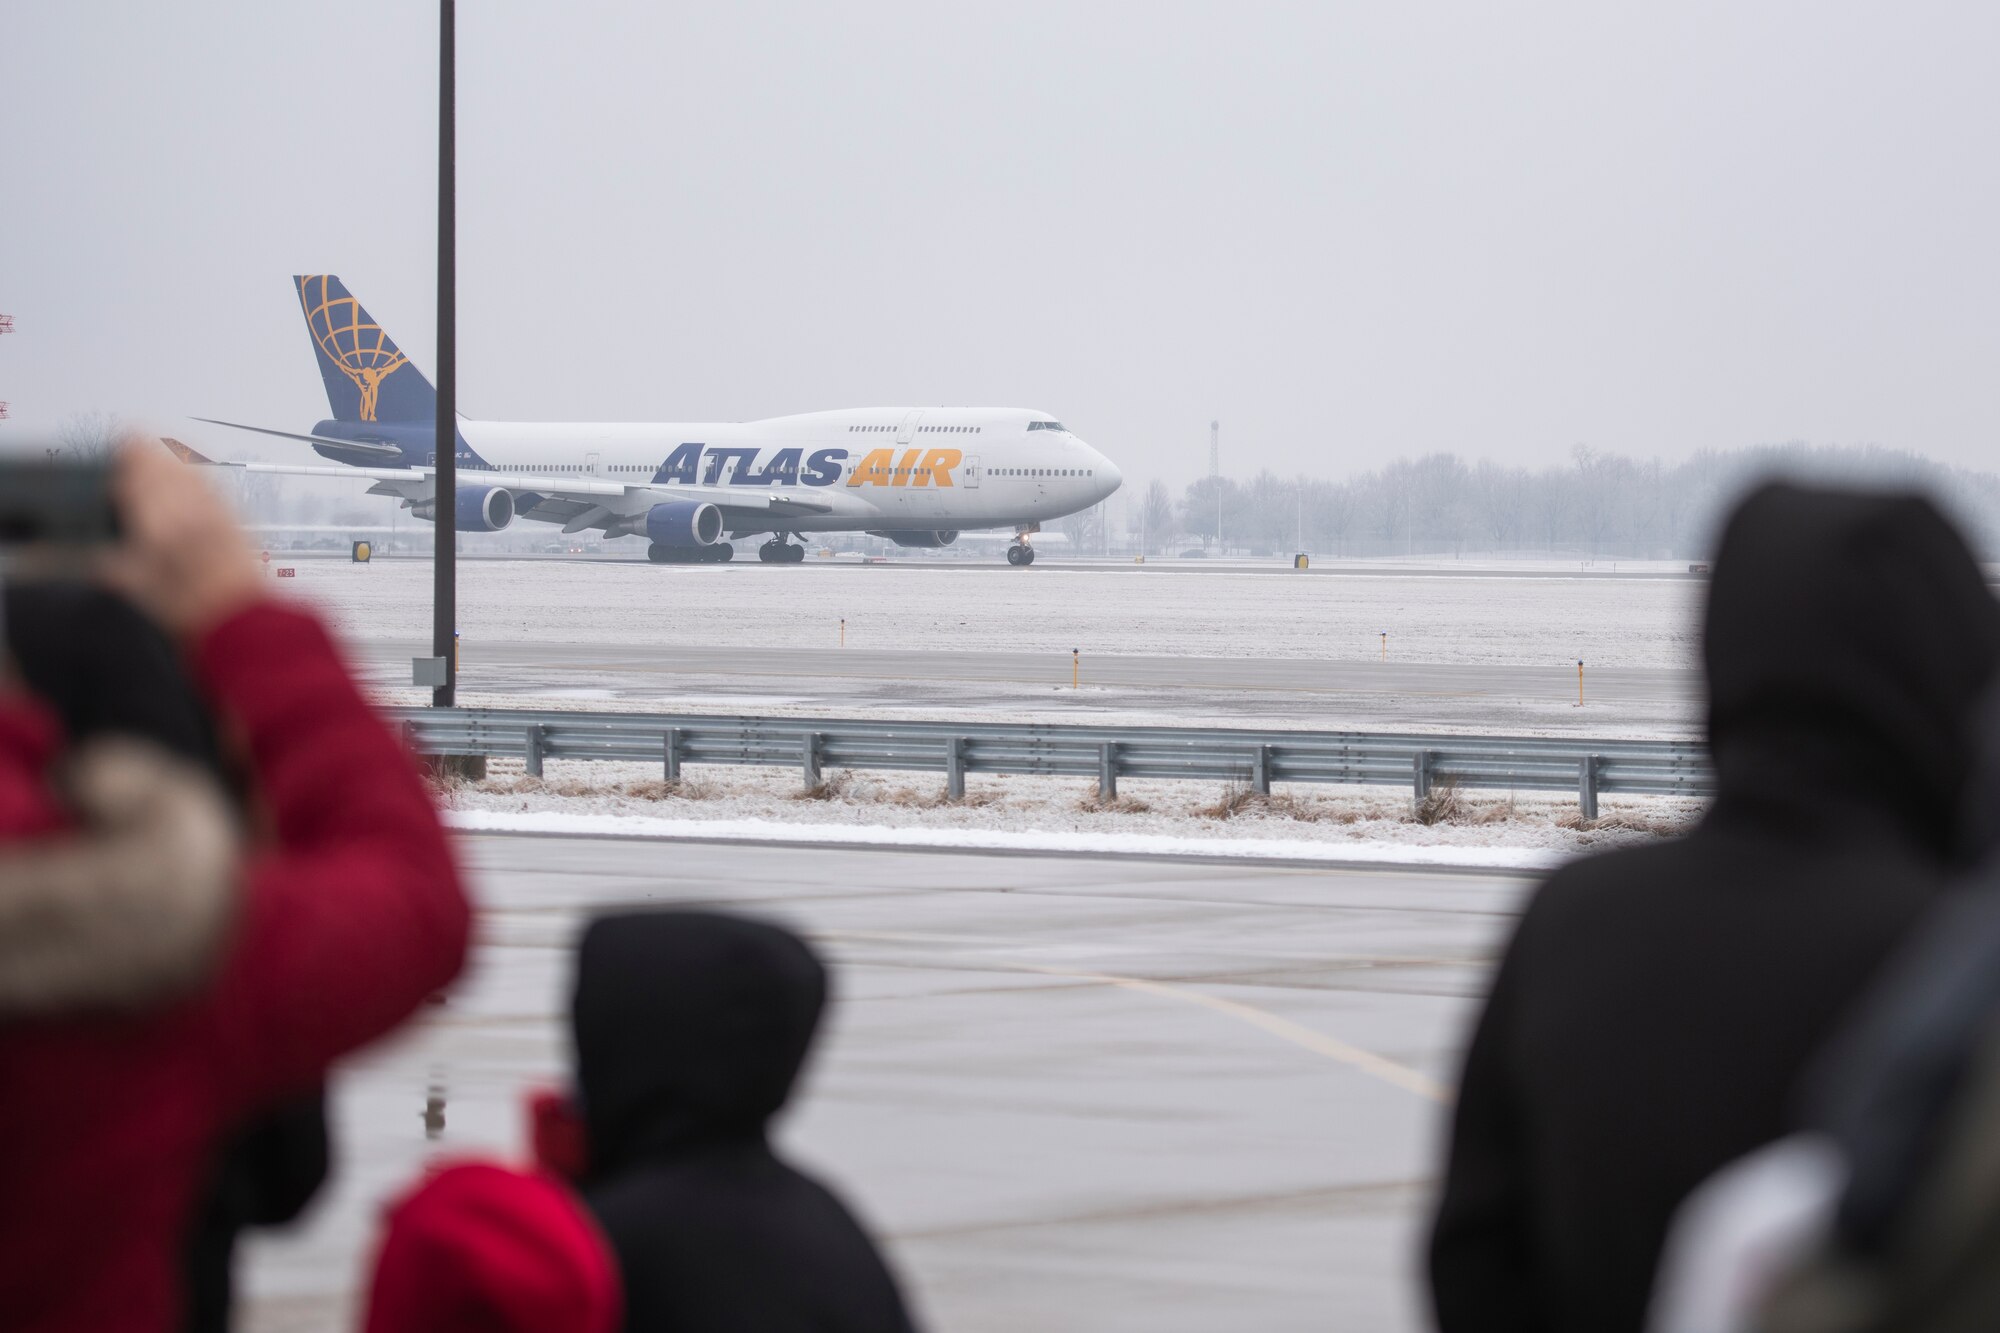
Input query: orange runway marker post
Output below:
<box><xmin>1380</xmin><ymin>631</ymin><xmax>1387</xmax><ymax>661</ymax></box>
<box><xmin>840</xmin><ymin>618</ymin><xmax>846</xmax><ymax>648</ymax></box>
<box><xmin>1577</xmin><ymin>659</ymin><xmax>1584</xmax><ymax>707</ymax></box>
<box><xmin>1073</xmin><ymin>648</ymin><xmax>1080</xmax><ymax>690</ymax></box>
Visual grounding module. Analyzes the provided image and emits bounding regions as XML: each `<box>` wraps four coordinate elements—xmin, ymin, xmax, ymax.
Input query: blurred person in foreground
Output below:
<box><xmin>2</xmin><ymin>575</ymin><xmax>331</xmax><ymax>1332</ymax></box>
<box><xmin>1648</xmin><ymin>699</ymin><xmax>2000</xmax><ymax>1333</ymax></box>
<box><xmin>362</xmin><ymin>909</ymin><xmax>918</xmax><ymax>1333</ymax></box>
<box><xmin>1427</xmin><ymin>482</ymin><xmax>2000</xmax><ymax>1333</ymax></box>
<box><xmin>0</xmin><ymin>443</ymin><xmax>470</xmax><ymax>1331</ymax></box>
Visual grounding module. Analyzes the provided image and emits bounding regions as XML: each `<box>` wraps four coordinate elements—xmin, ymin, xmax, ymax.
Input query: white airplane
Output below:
<box><xmin>184</xmin><ymin>275</ymin><xmax>1121</xmax><ymax>566</ymax></box>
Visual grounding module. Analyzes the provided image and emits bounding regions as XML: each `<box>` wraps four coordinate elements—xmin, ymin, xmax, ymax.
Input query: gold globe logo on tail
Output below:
<box><xmin>297</xmin><ymin>275</ymin><xmax>408</xmax><ymax>422</ymax></box>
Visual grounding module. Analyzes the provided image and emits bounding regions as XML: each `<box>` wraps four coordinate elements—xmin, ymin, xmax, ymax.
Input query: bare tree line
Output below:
<box><xmin>1126</xmin><ymin>443</ymin><xmax>2000</xmax><ymax>559</ymax></box>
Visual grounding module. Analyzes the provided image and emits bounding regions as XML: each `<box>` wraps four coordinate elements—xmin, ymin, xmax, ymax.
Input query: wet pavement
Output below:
<box><xmin>353</xmin><ymin>640</ymin><xmax>1700</xmax><ymax>735</ymax></box>
<box><xmin>240</xmin><ymin>833</ymin><xmax>1531</xmax><ymax>1332</ymax></box>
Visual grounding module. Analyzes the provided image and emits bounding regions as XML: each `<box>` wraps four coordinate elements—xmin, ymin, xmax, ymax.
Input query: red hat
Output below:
<box><xmin>364</xmin><ymin>1161</ymin><xmax>621</xmax><ymax>1333</ymax></box>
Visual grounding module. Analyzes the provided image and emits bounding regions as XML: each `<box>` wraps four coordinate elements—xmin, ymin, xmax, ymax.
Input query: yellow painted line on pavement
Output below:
<box><xmin>819</xmin><ymin>929</ymin><xmax>1452</xmax><ymax>1102</ymax></box>
<box><xmin>1015</xmin><ymin>962</ymin><xmax>1451</xmax><ymax>1104</ymax></box>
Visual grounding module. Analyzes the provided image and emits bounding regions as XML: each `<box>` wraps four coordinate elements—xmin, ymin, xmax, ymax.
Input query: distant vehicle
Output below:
<box><xmin>184</xmin><ymin>276</ymin><xmax>1122</xmax><ymax>567</ymax></box>
<box><xmin>1180</xmin><ymin>548</ymin><xmax>1208</xmax><ymax>558</ymax></box>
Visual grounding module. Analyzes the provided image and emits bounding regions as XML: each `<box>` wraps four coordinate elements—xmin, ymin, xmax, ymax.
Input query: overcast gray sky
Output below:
<box><xmin>4</xmin><ymin>1</ymin><xmax>1997</xmax><ymax>488</ymax></box>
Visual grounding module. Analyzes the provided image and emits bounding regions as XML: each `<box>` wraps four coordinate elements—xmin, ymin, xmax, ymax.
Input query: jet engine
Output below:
<box><xmin>643</xmin><ymin>499</ymin><xmax>726</xmax><ymax>548</ymax></box>
<box><xmin>412</xmin><ymin>486</ymin><xmax>516</xmax><ymax>532</ymax></box>
<box><xmin>871</xmin><ymin>530</ymin><xmax>960</xmax><ymax>549</ymax></box>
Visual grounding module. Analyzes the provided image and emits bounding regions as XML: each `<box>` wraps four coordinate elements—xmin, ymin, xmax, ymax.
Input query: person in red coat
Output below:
<box><xmin>0</xmin><ymin>444</ymin><xmax>472</xmax><ymax>1331</ymax></box>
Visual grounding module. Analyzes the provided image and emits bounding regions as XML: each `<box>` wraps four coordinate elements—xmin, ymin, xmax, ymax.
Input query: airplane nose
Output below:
<box><xmin>1094</xmin><ymin>450</ymin><xmax>1122</xmax><ymax>498</ymax></box>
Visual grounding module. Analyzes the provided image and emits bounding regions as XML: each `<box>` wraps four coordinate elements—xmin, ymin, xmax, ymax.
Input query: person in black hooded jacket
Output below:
<box><xmin>571</xmin><ymin>910</ymin><xmax>919</xmax><ymax>1333</ymax></box>
<box><xmin>1427</xmin><ymin>483</ymin><xmax>2000</xmax><ymax>1333</ymax></box>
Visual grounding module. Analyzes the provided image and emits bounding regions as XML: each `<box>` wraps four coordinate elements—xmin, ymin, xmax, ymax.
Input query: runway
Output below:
<box><xmin>240</xmin><ymin>834</ymin><xmax>1528</xmax><ymax>1333</ymax></box>
<box><xmin>356</xmin><ymin>640</ymin><xmax>1701</xmax><ymax>734</ymax></box>
<box><xmin>274</xmin><ymin>553</ymin><xmax>1706</xmax><ymax>733</ymax></box>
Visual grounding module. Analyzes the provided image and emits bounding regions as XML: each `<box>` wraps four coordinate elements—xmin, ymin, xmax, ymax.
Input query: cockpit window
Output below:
<box><xmin>1027</xmin><ymin>421</ymin><xmax>1067</xmax><ymax>432</ymax></box>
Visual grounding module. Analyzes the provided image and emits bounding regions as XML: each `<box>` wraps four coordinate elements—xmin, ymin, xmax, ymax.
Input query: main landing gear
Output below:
<box><xmin>648</xmin><ymin>542</ymin><xmax>734</xmax><ymax>564</ymax></box>
<box><xmin>1006</xmin><ymin>542</ymin><xmax>1037</xmax><ymax>566</ymax></box>
<box><xmin>757</xmin><ymin>536</ymin><xmax>807</xmax><ymax>564</ymax></box>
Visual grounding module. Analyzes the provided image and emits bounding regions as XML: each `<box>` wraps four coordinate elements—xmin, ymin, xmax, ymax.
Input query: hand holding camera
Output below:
<box><xmin>103</xmin><ymin>442</ymin><xmax>263</xmax><ymax>638</ymax></box>
<box><xmin>2</xmin><ymin>440</ymin><xmax>264</xmax><ymax>644</ymax></box>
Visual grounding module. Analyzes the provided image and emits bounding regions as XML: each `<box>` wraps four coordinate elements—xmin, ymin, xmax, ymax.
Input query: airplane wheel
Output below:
<box><xmin>1006</xmin><ymin>545</ymin><xmax>1023</xmax><ymax>566</ymax></box>
<box><xmin>705</xmin><ymin>543</ymin><xmax>734</xmax><ymax>563</ymax></box>
<box><xmin>1021</xmin><ymin>546</ymin><xmax>1036</xmax><ymax>566</ymax></box>
<box><xmin>785</xmin><ymin>543</ymin><xmax>806</xmax><ymax>563</ymax></box>
<box><xmin>758</xmin><ymin>540</ymin><xmax>784</xmax><ymax>563</ymax></box>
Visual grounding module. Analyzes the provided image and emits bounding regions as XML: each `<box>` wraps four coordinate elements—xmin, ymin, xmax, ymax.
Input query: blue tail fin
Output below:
<box><xmin>294</xmin><ymin>275</ymin><xmax>437</xmax><ymax>423</ymax></box>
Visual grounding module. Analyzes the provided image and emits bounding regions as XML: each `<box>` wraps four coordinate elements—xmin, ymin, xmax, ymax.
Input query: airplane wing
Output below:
<box><xmin>161</xmin><ymin>439</ymin><xmax>834</xmax><ymax>526</ymax></box>
<box><xmin>191</xmin><ymin>417</ymin><xmax>405</xmax><ymax>458</ymax></box>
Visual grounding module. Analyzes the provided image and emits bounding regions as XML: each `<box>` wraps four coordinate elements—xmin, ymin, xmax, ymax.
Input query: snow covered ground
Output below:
<box><xmin>264</xmin><ymin>556</ymin><xmax>1711</xmax><ymax>859</ymax></box>
<box><xmin>277</xmin><ymin>555</ymin><xmax>1704</xmax><ymax>670</ymax></box>
<box><xmin>437</xmin><ymin>758</ymin><xmax>1699</xmax><ymax>872</ymax></box>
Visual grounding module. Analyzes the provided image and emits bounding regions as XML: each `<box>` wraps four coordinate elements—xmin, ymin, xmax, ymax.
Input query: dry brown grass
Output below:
<box><xmin>1259</xmin><ymin>792</ymin><xmax>1368</xmax><ymax>824</ymax></box>
<box><xmin>791</xmin><ymin>771</ymin><xmax>854</xmax><ymax>801</ymax></box>
<box><xmin>1413</xmin><ymin>775</ymin><xmax>1467</xmax><ymax>826</ymax></box>
<box><xmin>1556</xmin><ymin>807</ymin><xmax>1692</xmax><ymax>837</ymax></box>
<box><xmin>1198</xmin><ymin>785</ymin><xmax>1263</xmax><ymax>820</ymax></box>
<box><xmin>1077</xmin><ymin>791</ymin><xmax>1153</xmax><ymax>814</ymax></box>
<box><xmin>437</xmin><ymin>773</ymin><xmax>723</xmax><ymax>802</ymax></box>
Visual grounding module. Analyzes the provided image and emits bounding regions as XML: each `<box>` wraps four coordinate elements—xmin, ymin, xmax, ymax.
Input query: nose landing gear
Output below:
<box><xmin>1006</xmin><ymin>542</ymin><xmax>1036</xmax><ymax>566</ymax></box>
<box><xmin>758</xmin><ymin>536</ymin><xmax>807</xmax><ymax>564</ymax></box>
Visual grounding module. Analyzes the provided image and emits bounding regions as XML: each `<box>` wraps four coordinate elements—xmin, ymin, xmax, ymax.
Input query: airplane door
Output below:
<box><xmin>897</xmin><ymin>411</ymin><xmax>923</xmax><ymax>444</ymax></box>
<box><xmin>964</xmin><ymin>454</ymin><xmax>981</xmax><ymax>488</ymax></box>
<box><xmin>586</xmin><ymin>451</ymin><xmax>601</xmax><ymax>476</ymax></box>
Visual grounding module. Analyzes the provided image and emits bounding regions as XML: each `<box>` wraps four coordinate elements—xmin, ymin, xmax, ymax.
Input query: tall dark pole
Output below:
<box><xmin>432</xmin><ymin>0</ymin><xmax>457</xmax><ymax>706</ymax></box>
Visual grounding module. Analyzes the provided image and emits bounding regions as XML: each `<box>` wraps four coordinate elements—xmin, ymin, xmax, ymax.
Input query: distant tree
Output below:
<box><xmin>1180</xmin><ymin>476</ymin><xmax>1242</xmax><ymax>550</ymax></box>
<box><xmin>1531</xmin><ymin>466</ymin><xmax>1574</xmax><ymax>553</ymax></box>
<box><xmin>1474</xmin><ymin>459</ymin><xmax>1527</xmax><ymax>551</ymax></box>
<box><xmin>55</xmin><ymin>411</ymin><xmax>121</xmax><ymax>462</ymax></box>
<box><xmin>1140</xmin><ymin>480</ymin><xmax>1175</xmax><ymax>554</ymax></box>
<box><xmin>1055</xmin><ymin>501</ymin><xmax>1106</xmax><ymax>555</ymax></box>
<box><xmin>1411</xmin><ymin>454</ymin><xmax>1472</xmax><ymax>555</ymax></box>
<box><xmin>1375</xmin><ymin>459</ymin><xmax>1419</xmax><ymax>553</ymax></box>
<box><xmin>1160</xmin><ymin>441</ymin><xmax>2000</xmax><ymax>563</ymax></box>
<box><xmin>1311</xmin><ymin>480</ymin><xmax>1356</xmax><ymax>557</ymax></box>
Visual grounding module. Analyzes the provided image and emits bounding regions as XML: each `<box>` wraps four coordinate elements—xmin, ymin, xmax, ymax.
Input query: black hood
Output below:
<box><xmin>570</xmin><ymin>911</ymin><xmax>826</xmax><ymax>1176</ymax></box>
<box><xmin>1703</xmin><ymin>483</ymin><xmax>2000</xmax><ymax>856</ymax></box>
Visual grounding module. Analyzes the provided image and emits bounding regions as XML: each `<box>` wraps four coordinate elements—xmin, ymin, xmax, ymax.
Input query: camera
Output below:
<box><xmin>0</xmin><ymin>458</ymin><xmax>120</xmax><ymax>549</ymax></box>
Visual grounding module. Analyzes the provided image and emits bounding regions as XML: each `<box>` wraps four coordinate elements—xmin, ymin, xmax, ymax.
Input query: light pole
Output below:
<box><xmin>1209</xmin><ymin>419</ymin><xmax>1221</xmax><ymax>553</ymax></box>
<box><xmin>432</xmin><ymin>0</ymin><xmax>457</xmax><ymax>706</ymax></box>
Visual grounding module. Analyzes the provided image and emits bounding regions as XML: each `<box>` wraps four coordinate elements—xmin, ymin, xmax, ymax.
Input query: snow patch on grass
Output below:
<box><xmin>435</xmin><ymin>759</ymin><xmax>1699</xmax><ymax>867</ymax></box>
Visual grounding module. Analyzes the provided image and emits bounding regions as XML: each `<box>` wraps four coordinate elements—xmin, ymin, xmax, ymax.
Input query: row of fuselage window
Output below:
<box><xmin>510</xmin><ymin>464</ymin><xmax>656</xmax><ymax>474</ymax></box>
<box><xmin>848</xmin><ymin>425</ymin><xmax>984</xmax><ymax>434</ymax></box>
<box><xmin>501</xmin><ymin>462</ymin><xmax>1091</xmax><ymax>479</ymax></box>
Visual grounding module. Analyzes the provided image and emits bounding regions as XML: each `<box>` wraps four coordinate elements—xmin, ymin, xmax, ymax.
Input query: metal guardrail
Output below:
<box><xmin>389</xmin><ymin>706</ymin><xmax>1714</xmax><ymax>817</ymax></box>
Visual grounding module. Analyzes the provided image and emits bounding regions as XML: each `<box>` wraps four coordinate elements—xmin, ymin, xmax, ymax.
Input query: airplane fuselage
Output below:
<box><xmin>308</xmin><ymin>406</ymin><xmax>1121</xmax><ymax>538</ymax></box>
<box><xmin>204</xmin><ymin>277</ymin><xmax>1122</xmax><ymax>562</ymax></box>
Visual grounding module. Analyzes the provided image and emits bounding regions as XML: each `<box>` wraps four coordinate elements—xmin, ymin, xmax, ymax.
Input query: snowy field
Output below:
<box><xmin>278</xmin><ymin>556</ymin><xmax>1704</xmax><ymax>669</ymax></box>
<box><xmin>436</xmin><ymin>758</ymin><xmax>1698</xmax><ymax>870</ymax></box>
<box><xmin>265</xmin><ymin>557</ymin><xmax>1711</xmax><ymax>853</ymax></box>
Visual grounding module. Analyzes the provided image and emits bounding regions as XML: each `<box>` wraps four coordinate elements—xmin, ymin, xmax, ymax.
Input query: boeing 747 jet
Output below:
<box><xmin>185</xmin><ymin>275</ymin><xmax>1121</xmax><ymax>565</ymax></box>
